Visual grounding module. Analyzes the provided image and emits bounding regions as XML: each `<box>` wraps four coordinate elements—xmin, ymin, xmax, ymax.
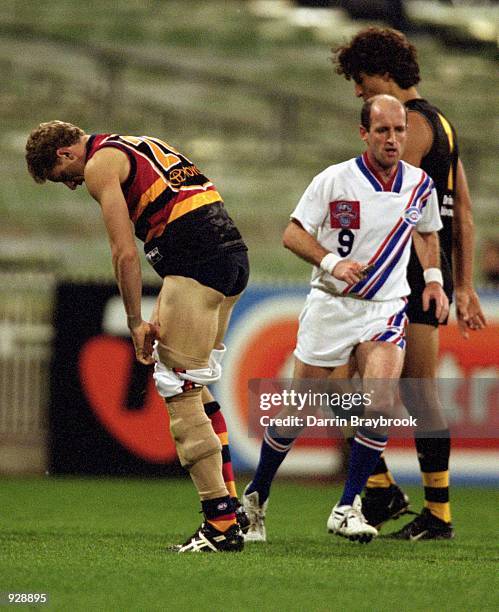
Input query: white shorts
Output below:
<box><xmin>294</xmin><ymin>288</ymin><xmax>407</xmax><ymax>367</ymax></box>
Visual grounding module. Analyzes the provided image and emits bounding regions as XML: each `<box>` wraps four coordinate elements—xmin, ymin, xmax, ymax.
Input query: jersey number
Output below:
<box><xmin>338</xmin><ymin>229</ymin><xmax>355</xmax><ymax>257</ymax></box>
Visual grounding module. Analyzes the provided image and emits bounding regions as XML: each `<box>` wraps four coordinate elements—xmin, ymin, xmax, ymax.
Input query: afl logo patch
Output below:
<box><xmin>404</xmin><ymin>206</ymin><xmax>421</xmax><ymax>225</ymax></box>
<box><xmin>329</xmin><ymin>200</ymin><xmax>360</xmax><ymax>229</ymax></box>
<box><xmin>145</xmin><ymin>247</ymin><xmax>163</xmax><ymax>265</ymax></box>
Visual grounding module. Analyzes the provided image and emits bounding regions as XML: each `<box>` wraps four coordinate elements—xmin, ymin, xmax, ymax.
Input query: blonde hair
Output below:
<box><xmin>25</xmin><ymin>120</ymin><xmax>84</xmax><ymax>183</ymax></box>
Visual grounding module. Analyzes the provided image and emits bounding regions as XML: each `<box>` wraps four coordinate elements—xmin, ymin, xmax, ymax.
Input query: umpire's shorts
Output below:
<box><xmin>406</xmin><ymin>245</ymin><xmax>453</xmax><ymax>327</ymax></box>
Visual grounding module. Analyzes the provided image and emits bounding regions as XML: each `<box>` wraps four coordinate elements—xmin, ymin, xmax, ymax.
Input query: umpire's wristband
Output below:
<box><xmin>320</xmin><ymin>252</ymin><xmax>342</xmax><ymax>275</ymax></box>
<box><xmin>423</xmin><ymin>267</ymin><xmax>444</xmax><ymax>286</ymax></box>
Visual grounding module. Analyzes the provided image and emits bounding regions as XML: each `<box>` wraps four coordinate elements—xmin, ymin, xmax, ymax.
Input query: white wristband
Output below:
<box><xmin>320</xmin><ymin>252</ymin><xmax>342</xmax><ymax>275</ymax></box>
<box><xmin>423</xmin><ymin>267</ymin><xmax>444</xmax><ymax>286</ymax></box>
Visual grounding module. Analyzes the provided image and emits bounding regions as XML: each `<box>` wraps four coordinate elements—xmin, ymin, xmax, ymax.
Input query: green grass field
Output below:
<box><xmin>1</xmin><ymin>477</ymin><xmax>498</xmax><ymax>611</ymax></box>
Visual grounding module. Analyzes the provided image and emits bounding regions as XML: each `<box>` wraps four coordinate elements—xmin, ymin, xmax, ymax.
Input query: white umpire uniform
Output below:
<box><xmin>293</xmin><ymin>152</ymin><xmax>442</xmax><ymax>367</ymax></box>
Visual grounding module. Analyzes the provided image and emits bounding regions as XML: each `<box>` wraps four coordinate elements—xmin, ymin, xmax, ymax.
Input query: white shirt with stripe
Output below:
<box><xmin>291</xmin><ymin>153</ymin><xmax>442</xmax><ymax>301</ymax></box>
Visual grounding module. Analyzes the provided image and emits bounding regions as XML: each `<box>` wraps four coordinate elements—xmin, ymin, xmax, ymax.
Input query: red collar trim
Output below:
<box><xmin>362</xmin><ymin>152</ymin><xmax>398</xmax><ymax>192</ymax></box>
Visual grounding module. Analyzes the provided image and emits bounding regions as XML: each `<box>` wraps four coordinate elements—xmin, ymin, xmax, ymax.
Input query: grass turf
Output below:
<box><xmin>1</xmin><ymin>477</ymin><xmax>498</xmax><ymax>611</ymax></box>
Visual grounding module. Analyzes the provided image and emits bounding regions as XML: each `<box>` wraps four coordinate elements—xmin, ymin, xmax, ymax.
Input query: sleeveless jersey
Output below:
<box><xmin>405</xmin><ymin>98</ymin><xmax>458</xmax><ymax>271</ymax></box>
<box><xmin>291</xmin><ymin>153</ymin><xmax>442</xmax><ymax>301</ymax></box>
<box><xmin>85</xmin><ymin>134</ymin><xmax>246</xmax><ymax>270</ymax></box>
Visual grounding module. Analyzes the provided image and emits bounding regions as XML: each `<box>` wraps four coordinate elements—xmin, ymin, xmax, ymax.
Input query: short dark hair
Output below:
<box><xmin>360</xmin><ymin>98</ymin><xmax>375</xmax><ymax>130</ymax></box>
<box><xmin>25</xmin><ymin>121</ymin><xmax>84</xmax><ymax>183</ymax></box>
<box><xmin>332</xmin><ymin>26</ymin><xmax>420</xmax><ymax>89</ymax></box>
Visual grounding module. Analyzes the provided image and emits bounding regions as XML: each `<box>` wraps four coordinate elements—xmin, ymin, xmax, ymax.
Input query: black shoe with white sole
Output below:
<box><xmin>171</xmin><ymin>522</ymin><xmax>244</xmax><ymax>553</ymax></box>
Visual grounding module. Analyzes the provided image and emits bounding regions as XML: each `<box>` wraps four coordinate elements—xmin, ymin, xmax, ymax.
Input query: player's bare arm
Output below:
<box><xmin>403</xmin><ymin>109</ymin><xmax>434</xmax><ymax>272</ymax></box>
<box><xmin>404</xmin><ymin>110</ymin><xmax>454</xmax><ymax>324</ymax></box>
<box><xmin>453</xmin><ymin>159</ymin><xmax>486</xmax><ymax>337</ymax></box>
<box><xmin>283</xmin><ymin>219</ymin><xmax>366</xmax><ymax>284</ymax></box>
<box><xmin>416</xmin><ymin>230</ymin><xmax>449</xmax><ymax>323</ymax></box>
<box><xmin>85</xmin><ymin>149</ymin><xmax>157</xmax><ymax>364</ymax></box>
<box><xmin>402</xmin><ymin>110</ymin><xmax>433</xmax><ymax>166</ymax></box>
<box><xmin>404</xmin><ymin>111</ymin><xmax>485</xmax><ymax>335</ymax></box>
<box><xmin>404</xmin><ymin>110</ymin><xmax>436</xmax><ymax>275</ymax></box>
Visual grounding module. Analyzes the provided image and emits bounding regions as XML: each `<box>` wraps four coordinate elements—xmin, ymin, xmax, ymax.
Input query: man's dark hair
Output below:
<box><xmin>332</xmin><ymin>26</ymin><xmax>420</xmax><ymax>89</ymax></box>
<box><xmin>360</xmin><ymin>98</ymin><xmax>375</xmax><ymax>131</ymax></box>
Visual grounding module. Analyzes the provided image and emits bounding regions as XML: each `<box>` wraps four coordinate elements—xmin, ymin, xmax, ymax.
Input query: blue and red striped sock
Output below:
<box><xmin>245</xmin><ymin>426</ymin><xmax>295</xmax><ymax>503</ymax></box>
<box><xmin>339</xmin><ymin>428</ymin><xmax>388</xmax><ymax>506</ymax></box>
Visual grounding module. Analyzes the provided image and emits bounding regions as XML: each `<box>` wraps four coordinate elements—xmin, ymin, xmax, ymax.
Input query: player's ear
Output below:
<box><xmin>55</xmin><ymin>147</ymin><xmax>75</xmax><ymax>160</ymax></box>
<box><xmin>359</xmin><ymin>125</ymin><xmax>368</xmax><ymax>142</ymax></box>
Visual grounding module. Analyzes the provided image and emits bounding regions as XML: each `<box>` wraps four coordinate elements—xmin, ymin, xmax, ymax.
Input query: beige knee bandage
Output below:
<box><xmin>156</xmin><ymin>342</ymin><xmax>208</xmax><ymax>369</ymax></box>
<box><xmin>166</xmin><ymin>391</ymin><xmax>222</xmax><ymax>468</ymax></box>
<box><xmin>189</xmin><ymin>454</ymin><xmax>229</xmax><ymax>501</ymax></box>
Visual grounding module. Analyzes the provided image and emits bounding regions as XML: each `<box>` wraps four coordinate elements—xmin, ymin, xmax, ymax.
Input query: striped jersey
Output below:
<box><xmin>85</xmin><ymin>134</ymin><xmax>224</xmax><ymax>245</ymax></box>
<box><xmin>291</xmin><ymin>152</ymin><xmax>442</xmax><ymax>301</ymax></box>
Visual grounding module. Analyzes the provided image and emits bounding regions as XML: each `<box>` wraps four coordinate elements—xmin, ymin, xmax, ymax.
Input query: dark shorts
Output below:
<box><xmin>144</xmin><ymin>202</ymin><xmax>249</xmax><ymax>296</ymax></box>
<box><xmin>152</xmin><ymin>249</ymin><xmax>249</xmax><ymax>297</ymax></box>
<box><xmin>406</xmin><ymin>244</ymin><xmax>453</xmax><ymax>327</ymax></box>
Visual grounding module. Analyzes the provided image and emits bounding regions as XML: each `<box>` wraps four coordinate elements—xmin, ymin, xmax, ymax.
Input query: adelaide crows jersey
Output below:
<box><xmin>85</xmin><ymin>134</ymin><xmax>246</xmax><ymax>271</ymax></box>
<box><xmin>291</xmin><ymin>152</ymin><xmax>442</xmax><ymax>301</ymax></box>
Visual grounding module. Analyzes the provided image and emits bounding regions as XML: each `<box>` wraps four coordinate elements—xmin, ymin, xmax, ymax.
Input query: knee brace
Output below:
<box><xmin>153</xmin><ymin>342</ymin><xmax>223</xmax><ymax>398</ymax></box>
<box><xmin>166</xmin><ymin>393</ymin><xmax>222</xmax><ymax>467</ymax></box>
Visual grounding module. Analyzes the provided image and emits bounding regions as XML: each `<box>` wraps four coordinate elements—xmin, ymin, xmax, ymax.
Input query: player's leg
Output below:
<box><xmin>328</xmin><ymin>341</ymin><xmax>404</xmax><ymax>542</ymax></box>
<box><xmin>243</xmin><ymin>358</ymin><xmax>332</xmax><ymax>541</ymax></box>
<box><xmin>153</xmin><ymin>276</ymin><xmax>242</xmax><ymax>552</ymax></box>
<box><xmin>339</xmin><ymin>352</ymin><xmax>400</xmax><ymax>501</ymax></box>
<box><xmin>244</xmin><ymin>291</ymin><xmax>364</xmax><ymax>541</ymax></box>
<box><xmin>387</xmin><ymin>322</ymin><xmax>453</xmax><ymax>540</ymax></box>
<box><xmin>202</xmin><ymin>292</ymin><xmax>249</xmax><ymax>531</ymax></box>
<box><xmin>362</xmin><ymin>414</ymin><xmax>411</xmax><ymax>530</ymax></box>
<box><xmin>342</xmin><ymin>413</ymin><xmax>411</xmax><ymax>532</ymax></box>
<box><xmin>344</xmin><ymin>340</ymin><xmax>405</xmax><ymax>505</ymax></box>
<box><xmin>356</xmin><ymin>302</ymin><xmax>411</xmax><ymax>529</ymax></box>
<box><xmin>202</xmin><ymin>388</ymin><xmax>238</xmax><ymax>492</ymax></box>
<box><xmin>246</xmin><ymin>289</ymin><xmax>358</xmax><ymax>504</ymax></box>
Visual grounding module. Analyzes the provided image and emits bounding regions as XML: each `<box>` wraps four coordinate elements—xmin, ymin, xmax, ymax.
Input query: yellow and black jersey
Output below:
<box><xmin>405</xmin><ymin>99</ymin><xmax>458</xmax><ymax>267</ymax></box>
<box><xmin>405</xmin><ymin>99</ymin><xmax>458</xmax><ymax>323</ymax></box>
<box><xmin>85</xmin><ymin>134</ymin><xmax>246</xmax><ymax>273</ymax></box>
